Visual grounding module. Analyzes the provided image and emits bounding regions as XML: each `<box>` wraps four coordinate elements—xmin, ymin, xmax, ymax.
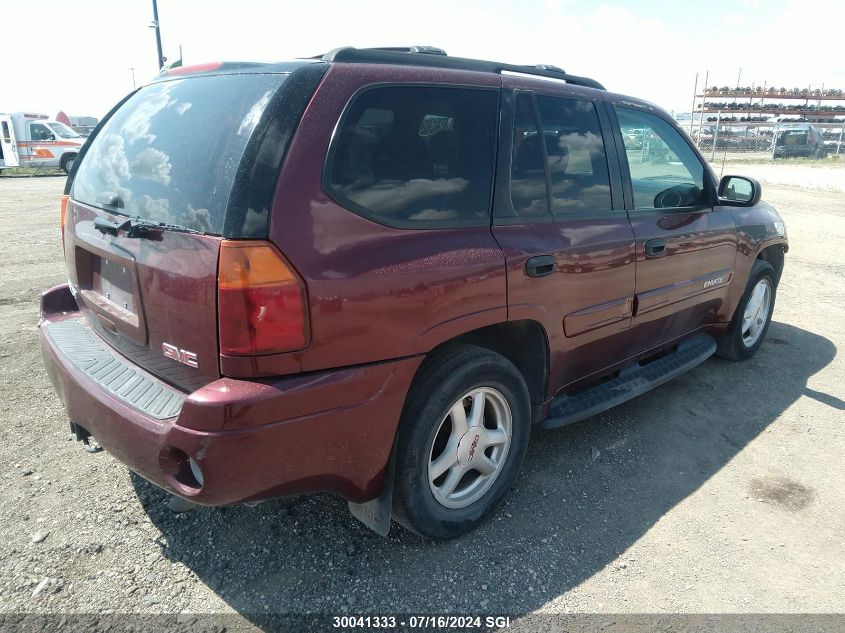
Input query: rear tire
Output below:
<box><xmin>716</xmin><ymin>260</ymin><xmax>776</xmax><ymax>361</ymax></box>
<box><xmin>61</xmin><ymin>154</ymin><xmax>76</xmax><ymax>175</ymax></box>
<box><xmin>392</xmin><ymin>344</ymin><xmax>531</xmax><ymax>539</ymax></box>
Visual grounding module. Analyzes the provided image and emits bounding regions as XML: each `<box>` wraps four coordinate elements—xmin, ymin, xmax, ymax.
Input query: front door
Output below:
<box><xmin>0</xmin><ymin>116</ymin><xmax>19</xmax><ymax>168</ymax></box>
<box><xmin>612</xmin><ymin>105</ymin><xmax>737</xmax><ymax>353</ymax></box>
<box><xmin>27</xmin><ymin>121</ymin><xmax>57</xmax><ymax>167</ymax></box>
<box><xmin>492</xmin><ymin>84</ymin><xmax>638</xmax><ymax>396</ymax></box>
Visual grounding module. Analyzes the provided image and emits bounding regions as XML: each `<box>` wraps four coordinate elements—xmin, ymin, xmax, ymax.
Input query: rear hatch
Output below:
<box><xmin>776</xmin><ymin>129</ymin><xmax>808</xmax><ymax>148</ymax></box>
<box><xmin>65</xmin><ymin>63</ymin><xmax>326</xmax><ymax>392</ymax></box>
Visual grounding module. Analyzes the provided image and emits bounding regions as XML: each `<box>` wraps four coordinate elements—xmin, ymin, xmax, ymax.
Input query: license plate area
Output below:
<box><xmin>86</xmin><ymin>257</ymin><xmax>139</xmax><ymax>325</ymax></box>
<box><xmin>74</xmin><ymin>242</ymin><xmax>146</xmax><ymax>342</ymax></box>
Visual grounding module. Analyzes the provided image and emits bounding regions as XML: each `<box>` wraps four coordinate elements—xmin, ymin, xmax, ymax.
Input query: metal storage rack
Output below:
<box><xmin>688</xmin><ymin>79</ymin><xmax>845</xmax><ymax>154</ymax></box>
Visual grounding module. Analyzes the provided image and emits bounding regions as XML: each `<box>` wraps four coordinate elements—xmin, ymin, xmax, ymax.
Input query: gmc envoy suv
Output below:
<box><xmin>39</xmin><ymin>47</ymin><xmax>787</xmax><ymax>539</ymax></box>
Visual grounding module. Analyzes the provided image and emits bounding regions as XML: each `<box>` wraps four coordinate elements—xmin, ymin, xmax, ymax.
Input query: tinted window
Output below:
<box><xmin>72</xmin><ymin>74</ymin><xmax>285</xmax><ymax>234</ymax></box>
<box><xmin>326</xmin><ymin>86</ymin><xmax>498</xmax><ymax>227</ymax></box>
<box><xmin>617</xmin><ymin>107</ymin><xmax>706</xmax><ymax>210</ymax></box>
<box><xmin>536</xmin><ymin>95</ymin><xmax>612</xmax><ymax>214</ymax></box>
<box><xmin>510</xmin><ymin>93</ymin><xmax>548</xmax><ymax>217</ymax></box>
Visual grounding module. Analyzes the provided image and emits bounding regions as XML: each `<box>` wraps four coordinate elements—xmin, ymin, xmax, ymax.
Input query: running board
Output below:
<box><xmin>542</xmin><ymin>334</ymin><xmax>717</xmax><ymax>430</ymax></box>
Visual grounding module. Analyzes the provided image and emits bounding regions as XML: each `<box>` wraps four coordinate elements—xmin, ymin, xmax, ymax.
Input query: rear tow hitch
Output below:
<box><xmin>69</xmin><ymin>421</ymin><xmax>102</xmax><ymax>453</ymax></box>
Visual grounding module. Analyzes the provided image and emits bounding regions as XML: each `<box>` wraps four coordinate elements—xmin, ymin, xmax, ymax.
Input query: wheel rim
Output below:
<box><xmin>741</xmin><ymin>278</ymin><xmax>772</xmax><ymax>348</ymax></box>
<box><xmin>428</xmin><ymin>387</ymin><xmax>512</xmax><ymax>509</ymax></box>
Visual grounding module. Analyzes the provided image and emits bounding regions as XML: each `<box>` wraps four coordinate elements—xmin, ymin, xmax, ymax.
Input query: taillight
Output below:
<box><xmin>217</xmin><ymin>240</ymin><xmax>309</xmax><ymax>356</ymax></box>
<box><xmin>59</xmin><ymin>195</ymin><xmax>69</xmax><ymax>251</ymax></box>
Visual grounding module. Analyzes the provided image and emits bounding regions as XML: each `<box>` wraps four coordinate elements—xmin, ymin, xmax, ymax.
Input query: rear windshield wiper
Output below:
<box><xmin>94</xmin><ymin>215</ymin><xmax>205</xmax><ymax>238</ymax></box>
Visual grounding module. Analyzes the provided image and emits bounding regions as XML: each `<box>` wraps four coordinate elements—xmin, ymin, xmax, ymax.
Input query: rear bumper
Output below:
<box><xmin>39</xmin><ymin>284</ymin><xmax>422</xmax><ymax>505</ymax></box>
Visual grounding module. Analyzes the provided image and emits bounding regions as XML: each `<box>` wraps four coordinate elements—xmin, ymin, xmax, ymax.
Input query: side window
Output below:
<box><xmin>616</xmin><ymin>107</ymin><xmax>706</xmax><ymax>210</ymax></box>
<box><xmin>510</xmin><ymin>93</ymin><xmax>548</xmax><ymax>216</ymax></box>
<box><xmin>326</xmin><ymin>86</ymin><xmax>498</xmax><ymax>227</ymax></box>
<box><xmin>1</xmin><ymin>121</ymin><xmax>11</xmax><ymax>142</ymax></box>
<box><xmin>30</xmin><ymin>123</ymin><xmax>53</xmax><ymax>141</ymax></box>
<box><xmin>536</xmin><ymin>95</ymin><xmax>612</xmax><ymax>214</ymax></box>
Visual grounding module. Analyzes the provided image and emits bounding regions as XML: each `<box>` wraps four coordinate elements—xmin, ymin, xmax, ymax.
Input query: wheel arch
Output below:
<box><xmin>425</xmin><ymin>320</ymin><xmax>550</xmax><ymax>408</ymax></box>
<box><xmin>756</xmin><ymin>242</ymin><xmax>786</xmax><ymax>286</ymax></box>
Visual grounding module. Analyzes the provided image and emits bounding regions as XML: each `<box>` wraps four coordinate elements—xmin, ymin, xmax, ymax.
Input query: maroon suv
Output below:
<box><xmin>39</xmin><ymin>47</ymin><xmax>787</xmax><ymax>539</ymax></box>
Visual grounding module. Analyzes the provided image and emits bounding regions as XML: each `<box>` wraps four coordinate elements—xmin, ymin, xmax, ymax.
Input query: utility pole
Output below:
<box><xmin>689</xmin><ymin>72</ymin><xmax>699</xmax><ymax>135</ymax></box>
<box><xmin>151</xmin><ymin>0</ymin><xmax>164</xmax><ymax>70</ymax></box>
<box><xmin>130</xmin><ymin>67</ymin><xmax>136</xmax><ymax>88</ymax></box>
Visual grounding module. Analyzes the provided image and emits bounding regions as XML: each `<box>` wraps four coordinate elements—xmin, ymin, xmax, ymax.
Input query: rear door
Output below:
<box><xmin>611</xmin><ymin>104</ymin><xmax>737</xmax><ymax>352</ymax></box>
<box><xmin>0</xmin><ymin>116</ymin><xmax>19</xmax><ymax>167</ymax></box>
<box><xmin>492</xmin><ymin>83</ymin><xmax>638</xmax><ymax>393</ymax></box>
<box><xmin>65</xmin><ymin>70</ymin><xmax>312</xmax><ymax>392</ymax></box>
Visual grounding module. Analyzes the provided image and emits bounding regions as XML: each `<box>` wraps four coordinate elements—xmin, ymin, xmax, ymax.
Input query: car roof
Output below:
<box><xmin>317</xmin><ymin>47</ymin><xmax>606</xmax><ymax>91</ymax></box>
<box><xmin>148</xmin><ymin>48</ymin><xmax>675</xmax><ymax>121</ymax></box>
<box><xmin>151</xmin><ymin>60</ymin><xmax>325</xmax><ymax>82</ymax></box>
<box><xmin>152</xmin><ymin>47</ymin><xmax>606</xmax><ymax>92</ymax></box>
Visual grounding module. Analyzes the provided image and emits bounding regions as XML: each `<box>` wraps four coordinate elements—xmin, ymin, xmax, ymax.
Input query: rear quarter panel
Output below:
<box><xmin>262</xmin><ymin>64</ymin><xmax>507</xmax><ymax>374</ymax></box>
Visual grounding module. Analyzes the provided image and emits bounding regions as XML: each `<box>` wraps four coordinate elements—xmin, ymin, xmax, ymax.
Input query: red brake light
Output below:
<box><xmin>217</xmin><ymin>241</ymin><xmax>309</xmax><ymax>356</ymax></box>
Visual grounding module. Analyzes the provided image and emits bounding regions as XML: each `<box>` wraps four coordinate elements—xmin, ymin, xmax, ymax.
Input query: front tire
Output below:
<box><xmin>392</xmin><ymin>345</ymin><xmax>531</xmax><ymax>539</ymax></box>
<box><xmin>716</xmin><ymin>259</ymin><xmax>776</xmax><ymax>361</ymax></box>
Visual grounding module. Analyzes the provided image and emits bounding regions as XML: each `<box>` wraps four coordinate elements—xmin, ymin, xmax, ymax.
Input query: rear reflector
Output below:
<box><xmin>218</xmin><ymin>241</ymin><xmax>309</xmax><ymax>356</ymax></box>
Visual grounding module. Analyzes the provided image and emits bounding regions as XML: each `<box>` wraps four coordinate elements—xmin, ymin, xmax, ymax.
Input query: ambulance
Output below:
<box><xmin>0</xmin><ymin>112</ymin><xmax>87</xmax><ymax>173</ymax></box>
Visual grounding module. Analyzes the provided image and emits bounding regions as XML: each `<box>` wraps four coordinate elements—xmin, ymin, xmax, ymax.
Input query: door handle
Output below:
<box><xmin>525</xmin><ymin>255</ymin><xmax>556</xmax><ymax>278</ymax></box>
<box><xmin>644</xmin><ymin>238</ymin><xmax>668</xmax><ymax>258</ymax></box>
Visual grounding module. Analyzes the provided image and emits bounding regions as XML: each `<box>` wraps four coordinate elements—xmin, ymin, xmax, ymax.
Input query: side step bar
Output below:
<box><xmin>542</xmin><ymin>334</ymin><xmax>717</xmax><ymax>430</ymax></box>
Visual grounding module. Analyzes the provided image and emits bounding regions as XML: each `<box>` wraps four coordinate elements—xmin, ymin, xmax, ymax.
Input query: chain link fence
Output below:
<box><xmin>687</xmin><ymin>86</ymin><xmax>844</xmax><ymax>162</ymax></box>
<box><xmin>688</xmin><ymin>120</ymin><xmax>843</xmax><ymax>162</ymax></box>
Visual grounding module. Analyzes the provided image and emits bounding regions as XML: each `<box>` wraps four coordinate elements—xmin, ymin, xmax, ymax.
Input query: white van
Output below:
<box><xmin>0</xmin><ymin>112</ymin><xmax>87</xmax><ymax>173</ymax></box>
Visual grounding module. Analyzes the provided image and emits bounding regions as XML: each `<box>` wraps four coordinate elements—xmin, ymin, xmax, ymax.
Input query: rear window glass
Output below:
<box><xmin>777</xmin><ymin>129</ymin><xmax>808</xmax><ymax>141</ymax></box>
<box><xmin>326</xmin><ymin>86</ymin><xmax>498</xmax><ymax>228</ymax></box>
<box><xmin>536</xmin><ymin>95</ymin><xmax>612</xmax><ymax>214</ymax></box>
<box><xmin>72</xmin><ymin>74</ymin><xmax>284</xmax><ymax>234</ymax></box>
<box><xmin>510</xmin><ymin>93</ymin><xmax>549</xmax><ymax>217</ymax></box>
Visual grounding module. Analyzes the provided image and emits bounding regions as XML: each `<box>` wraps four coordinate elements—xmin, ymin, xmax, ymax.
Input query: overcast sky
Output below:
<box><xmin>3</xmin><ymin>0</ymin><xmax>843</xmax><ymax>118</ymax></box>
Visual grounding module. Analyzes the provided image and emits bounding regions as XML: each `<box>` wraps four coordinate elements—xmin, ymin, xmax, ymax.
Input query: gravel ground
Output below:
<box><xmin>0</xmin><ymin>172</ymin><xmax>843</xmax><ymax>629</ymax></box>
<box><xmin>712</xmin><ymin>158</ymin><xmax>845</xmax><ymax>192</ymax></box>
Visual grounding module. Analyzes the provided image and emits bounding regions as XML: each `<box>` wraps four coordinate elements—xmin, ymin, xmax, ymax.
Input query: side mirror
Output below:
<box><xmin>719</xmin><ymin>175</ymin><xmax>761</xmax><ymax>206</ymax></box>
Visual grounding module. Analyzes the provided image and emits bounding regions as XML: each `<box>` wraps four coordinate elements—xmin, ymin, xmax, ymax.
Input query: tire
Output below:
<box><xmin>392</xmin><ymin>344</ymin><xmax>531</xmax><ymax>539</ymax></box>
<box><xmin>716</xmin><ymin>259</ymin><xmax>776</xmax><ymax>361</ymax></box>
<box><xmin>61</xmin><ymin>154</ymin><xmax>76</xmax><ymax>175</ymax></box>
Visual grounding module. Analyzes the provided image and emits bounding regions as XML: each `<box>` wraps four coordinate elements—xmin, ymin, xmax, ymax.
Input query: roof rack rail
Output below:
<box><xmin>363</xmin><ymin>46</ymin><xmax>448</xmax><ymax>56</ymax></box>
<box><xmin>320</xmin><ymin>47</ymin><xmax>605</xmax><ymax>90</ymax></box>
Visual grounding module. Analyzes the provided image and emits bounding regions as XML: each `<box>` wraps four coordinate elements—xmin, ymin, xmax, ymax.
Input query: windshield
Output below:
<box><xmin>49</xmin><ymin>122</ymin><xmax>81</xmax><ymax>139</ymax></box>
<box><xmin>71</xmin><ymin>73</ymin><xmax>285</xmax><ymax>234</ymax></box>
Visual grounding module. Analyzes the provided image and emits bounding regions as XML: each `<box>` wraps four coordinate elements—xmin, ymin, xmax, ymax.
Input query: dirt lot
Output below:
<box><xmin>0</xmin><ymin>169</ymin><xmax>843</xmax><ymax>628</ymax></box>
